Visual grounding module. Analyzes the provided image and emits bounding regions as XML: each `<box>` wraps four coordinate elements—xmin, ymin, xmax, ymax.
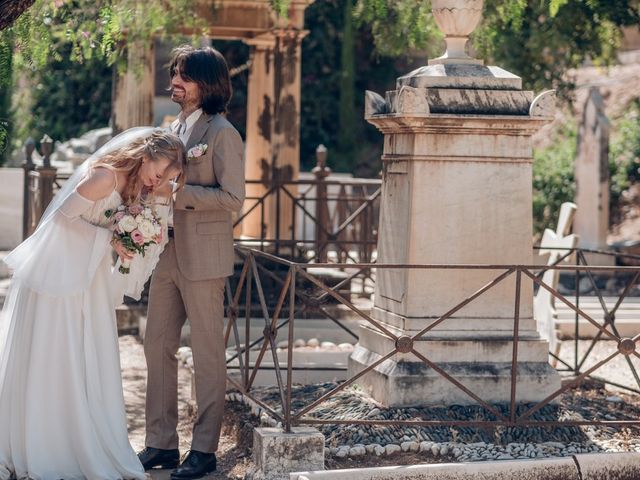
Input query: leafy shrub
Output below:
<box><xmin>532</xmin><ymin>122</ymin><xmax>577</xmax><ymax>235</ymax></box>
<box><xmin>609</xmin><ymin>100</ymin><xmax>640</xmax><ymax>218</ymax></box>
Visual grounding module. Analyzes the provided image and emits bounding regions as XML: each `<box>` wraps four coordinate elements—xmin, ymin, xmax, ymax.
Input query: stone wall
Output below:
<box><xmin>0</xmin><ymin>168</ymin><xmax>23</xmax><ymax>250</ymax></box>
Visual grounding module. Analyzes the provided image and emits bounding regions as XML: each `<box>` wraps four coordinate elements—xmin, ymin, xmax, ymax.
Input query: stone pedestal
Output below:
<box><xmin>247</xmin><ymin>427</ymin><xmax>324</xmax><ymax>480</ymax></box>
<box><xmin>349</xmin><ymin>58</ymin><xmax>561</xmax><ymax>406</ymax></box>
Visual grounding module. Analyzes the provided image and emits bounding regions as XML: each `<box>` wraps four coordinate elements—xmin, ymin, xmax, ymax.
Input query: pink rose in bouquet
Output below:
<box><xmin>105</xmin><ymin>202</ymin><xmax>163</xmax><ymax>274</ymax></box>
<box><xmin>131</xmin><ymin>229</ymin><xmax>145</xmax><ymax>246</ymax></box>
<box><xmin>128</xmin><ymin>204</ymin><xmax>144</xmax><ymax>215</ymax></box>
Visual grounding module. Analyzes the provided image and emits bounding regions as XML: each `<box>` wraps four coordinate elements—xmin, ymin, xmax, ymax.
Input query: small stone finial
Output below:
<box><xmin>312</xmin><ymin>144</ymin><xmax>331</xmax><ymax>178</ymax></box>
<box><xmin>315</xmin><ymin>144</ymin><xmax>327</xmax><ymax>168</ymax></box>
<box><xmin>40</xmin><ymin>134</ymin><xmax>54</xmax><ymax>168</ymax></box>
<box><xmin>24</xmin><ymin>137</ymin><xmax>35</xmax><ymax>168</ymax></box>
<box><xmin>529</xmin><ymin>90</ymin><xmax>556</xmax><ymax>118</ymax></box>
<box><xmin>429</xmin><ymin>0</ymin><xmax>484</xmax><ymax>66</ymax></box>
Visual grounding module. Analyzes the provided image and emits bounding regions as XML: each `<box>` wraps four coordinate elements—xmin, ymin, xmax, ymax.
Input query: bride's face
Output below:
<box><xmin>139</xmin><ymin>156</ymin><xmax>173</xmax><ymax>189</ymax></box>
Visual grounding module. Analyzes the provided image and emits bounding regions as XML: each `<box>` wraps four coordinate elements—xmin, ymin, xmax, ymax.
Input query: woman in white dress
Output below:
<box><xmin>0</xmin><ymin>128</ymin><xmax>186</xmax><ymax>480</ymax></box>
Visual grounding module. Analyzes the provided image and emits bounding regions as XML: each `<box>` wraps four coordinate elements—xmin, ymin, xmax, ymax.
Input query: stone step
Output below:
<box><xmin>556</xmin><ymin>317</ymin><xmax>640</xmax><ymax>339</ymax></box>
<box><xmin>358</xmin><ymin>324</ymin><xmax>551</xmax><ymax>363</ymax></box>
<box><xmin>555</xmin><ymin>296</ymin><xmax>640</xmax><ymax>308</ymax></box>
<box><xmin>0</xmin><ymin>277</ymin><xmax>10</xmax><ymax>309</ymax></box>
<box><xmin>349</xmin><ymin>345</ymin><xmax>561</xmax><ymax>407</ymax></box>
<box><xmin>0</xmin><ymin>251</ymin><xmax>10</xmax><ymax>280</ymax></box>
<box><xmin>553</xmin><ymin>296</ymin><xmax>640</xmax><ymax>339</ymax></box>
<box><xmin>556</xmin><ymin>310</ymin><xmax>640</xmax><ymax>319</ymax></box>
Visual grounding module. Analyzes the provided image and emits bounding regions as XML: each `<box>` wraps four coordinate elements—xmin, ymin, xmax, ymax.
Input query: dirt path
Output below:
<box><xmin>119</xmin><ymin>335</ymin><xmax>256</xmax><ymax>479</ymax></box>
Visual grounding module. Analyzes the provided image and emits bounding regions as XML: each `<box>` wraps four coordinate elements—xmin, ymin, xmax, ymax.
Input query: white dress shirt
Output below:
<box><xmin>173</xmin><ymin>108</ymin><xmax>203</xmax><ymax>146</ymax></box>
<box><xmin>168</xmin><ymin>108</ymin><xmax>203</xmax><ymax>228</ymax></box>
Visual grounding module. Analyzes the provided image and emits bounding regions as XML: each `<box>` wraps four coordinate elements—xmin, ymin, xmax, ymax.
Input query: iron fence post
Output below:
<box><xmin>36</xmin><ymin>134</ymin><xmax>57</xmax><ymax>221</ymax></box>
<box><xmin>312</xmin><ymin>145</ymin><xmax>331</xmax><ymax>263</ymax></box>
<box><xmin>22</xmin><ymin>137</ymin><xmax>35</xmax><ymax>239</ymax></box>
<box><xmin>285</xmin><ymin>265</ymin><xmax>296</xmax><ymax>433</ymax></box>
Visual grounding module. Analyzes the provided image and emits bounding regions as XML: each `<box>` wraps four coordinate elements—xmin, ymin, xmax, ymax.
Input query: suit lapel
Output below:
<box><xmin>186</xmin><ymin>113</ymin><xmax>213</xmax><ymax>150</ymax></box>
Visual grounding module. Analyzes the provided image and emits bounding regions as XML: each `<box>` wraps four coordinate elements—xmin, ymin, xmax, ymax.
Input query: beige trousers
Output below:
<box><xmin>144</xmin><ymin>239</ymin><xmax>226</xmax><ymax>453</ymax></box>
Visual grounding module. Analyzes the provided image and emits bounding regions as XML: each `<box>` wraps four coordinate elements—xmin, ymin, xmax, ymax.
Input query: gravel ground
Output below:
<box><xmin>557</xmin><ymin>339</ymin><xmax>640</xmax><ymax>392</ymax></box>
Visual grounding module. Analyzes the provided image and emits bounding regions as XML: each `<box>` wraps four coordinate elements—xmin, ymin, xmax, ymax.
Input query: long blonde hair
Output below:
<box><xmin>93</xmin><ymin>130</ymin><xmax>186</xmax><ymax>203</ymax></box>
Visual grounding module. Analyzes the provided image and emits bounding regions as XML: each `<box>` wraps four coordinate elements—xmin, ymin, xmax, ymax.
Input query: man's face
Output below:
<box><xmin>170</xmin><ymin>71</ymin><xmax>200</xmax><ymax>111</ymax></box>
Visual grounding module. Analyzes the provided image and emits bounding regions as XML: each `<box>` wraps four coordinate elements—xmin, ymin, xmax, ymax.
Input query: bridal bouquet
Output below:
<box><xmin>105</xmin><ymin>203</ymin><xmax>163</xmax><ymax>274</ymax></box>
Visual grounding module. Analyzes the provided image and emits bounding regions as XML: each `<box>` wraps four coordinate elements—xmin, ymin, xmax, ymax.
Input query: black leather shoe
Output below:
<box><xmin>170</xmin><ymin>450</ymin><xmax>217</xmax><ymax>479</ymax></box>
<box><xmin>137</xmin><ymin>446</ymin><xmax>180</xmax><ymax>470</ymax></box>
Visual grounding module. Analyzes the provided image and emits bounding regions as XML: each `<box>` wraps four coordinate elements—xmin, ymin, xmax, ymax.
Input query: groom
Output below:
<box><xmin>138</xmin><ymin>45</ymin><xmax>245</xmax><ymax>479</ymax></box>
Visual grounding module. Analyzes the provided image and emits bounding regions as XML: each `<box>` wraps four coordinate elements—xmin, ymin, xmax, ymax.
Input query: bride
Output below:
<box><xmin>0</xmin><ymin>128</ymin><xmax>186</xmax><ymax>480</ymax></box>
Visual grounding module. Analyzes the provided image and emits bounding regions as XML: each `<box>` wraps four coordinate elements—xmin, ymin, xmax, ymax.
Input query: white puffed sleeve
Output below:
<box><xmin>4</xmin><ymin>191</ymin><xmax>112</xmax><ymax>297</ymax></box>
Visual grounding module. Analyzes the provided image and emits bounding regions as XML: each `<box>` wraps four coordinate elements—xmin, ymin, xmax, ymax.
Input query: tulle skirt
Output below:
<box><xmin>0</xmin><ymin>255</ymin><xmax>145</xmax><ymax>480</ymax></box>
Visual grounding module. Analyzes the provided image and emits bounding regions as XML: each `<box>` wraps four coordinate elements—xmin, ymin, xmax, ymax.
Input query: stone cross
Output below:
<box><xmin>534</xmin><ymin>202</ymin><xmax>579</xmax><ymax>359</ymax></box>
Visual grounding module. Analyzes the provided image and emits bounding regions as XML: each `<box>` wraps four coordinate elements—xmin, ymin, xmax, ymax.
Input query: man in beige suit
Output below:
<box><xmin>138</xmin><ymin>45</ymin><xmax>245</xmax><ymax>480</ymax></box>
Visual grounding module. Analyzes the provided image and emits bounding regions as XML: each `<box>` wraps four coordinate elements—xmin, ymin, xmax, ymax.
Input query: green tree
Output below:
<box><xmin>28</xmin><ymin>43</ymin><xmax>113</xmax><ymax>143</ymax></box>
<box><xmin>354</xmin><ymin>0</ymin><xmax>640</xmax><ymax>99</ymax></box>
<box><xmin>335</xmin><ymin>0</ymin><xmax>357</xmax><ymax>171</ymax></box>
<box><xmin>300</xmin><ymin>0</ymin><xmax>417</xmax><ymax>173</ymax></box>
<box><xmin>610</xmin><ymin>99</ymin><xmax>640</xmax><ymax>222</ymax></box>
<box><xmin>473</xmin><ymin>0</ymin><xmax>640</xmax><ymax>100</ymax></box>
<box><xmin>0</xmin><ymin>31</ymin><xmax>12</xmax><ymax>166</ymax></box>
<box><xmin>532</xmin><ymin>123</ymin><xmax>577</xmax><ymax>235</ymax></box>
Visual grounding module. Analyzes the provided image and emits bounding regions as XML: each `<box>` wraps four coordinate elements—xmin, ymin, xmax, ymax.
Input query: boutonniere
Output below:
<box><xmin>187</xmin><ymin>143</ymin><xmax>208</xmax><ymax>161</ymax></box>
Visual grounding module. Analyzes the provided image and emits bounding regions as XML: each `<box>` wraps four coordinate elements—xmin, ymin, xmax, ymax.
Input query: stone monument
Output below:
<box><xmin>574</xmin><ymin>87</ymin><xmax>610</xmax><ymax>253</ymax></box>
<box><xmin>349</xmin><ymin>0</ymin><xmax>562</xmax><ymax>406</ymax></box>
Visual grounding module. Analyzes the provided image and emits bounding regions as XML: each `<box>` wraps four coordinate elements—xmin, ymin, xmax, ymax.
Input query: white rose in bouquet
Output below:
<box><xmin>118</xmin><ymin>215</ymin><xmax>138</xmax><ymax>233</ymax></box>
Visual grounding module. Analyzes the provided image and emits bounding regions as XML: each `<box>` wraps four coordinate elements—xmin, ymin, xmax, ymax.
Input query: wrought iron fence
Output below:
<box><xmin>223</xmin><ymin>247</ymin><xmax>640</xmax><ymax>433</ymax></box>
<box><xmin>235</xmin><ymin>178</ymin><xmax>380</xmax><ymax>264</ymax></box>
<box><xmin>21</xmin><ymin>140</ymin><xmax>382</xmax><ymax>265</ymax></box>
<box><xmin>539</xmin><ymin>246</ymin><xmax>640</xmax><ymax>394</ymax></box>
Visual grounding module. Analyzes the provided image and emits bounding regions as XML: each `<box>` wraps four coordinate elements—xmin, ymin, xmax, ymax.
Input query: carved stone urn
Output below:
<box><xmin>430</xmin><ymin>0</ymin><xmax>484</xmax><ymax>65</ymax></box>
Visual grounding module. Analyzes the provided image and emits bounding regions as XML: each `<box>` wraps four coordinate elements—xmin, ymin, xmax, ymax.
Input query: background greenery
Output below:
<box><xmin>1</xmin><ymin>0</ymin><xmax>640</xmax><ymax>235</ymax></box>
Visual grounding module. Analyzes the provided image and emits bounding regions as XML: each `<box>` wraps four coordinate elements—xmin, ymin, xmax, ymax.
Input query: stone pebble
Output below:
<box><xmin>224</xmin><ymin>384</ymin><xmax>636</xmax><ymax>463</ymax></box>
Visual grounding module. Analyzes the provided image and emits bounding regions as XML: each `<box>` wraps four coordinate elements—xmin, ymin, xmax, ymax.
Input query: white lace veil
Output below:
<box><xmin>4</xmin><ymin>126</ymin><xmax>160</xmax><ymax>297</ymax></box>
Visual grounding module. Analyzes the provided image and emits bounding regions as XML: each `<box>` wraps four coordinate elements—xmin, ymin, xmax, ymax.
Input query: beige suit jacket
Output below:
<box><xmin>172</xmin><ymin>113</ymin><xmax>245</xmax><ymax>280</ymax></box>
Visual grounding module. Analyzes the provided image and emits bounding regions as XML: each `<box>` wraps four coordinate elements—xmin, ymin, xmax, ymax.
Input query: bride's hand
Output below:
<box><xmin>111</xmin><ymin>238</ymin><xmax>135</xmax><ymax>262</ymax></box>
<box><xmin>152</xmin><ymin>179</ymin><xmax>175</xmax><ymax>198</ymax></box>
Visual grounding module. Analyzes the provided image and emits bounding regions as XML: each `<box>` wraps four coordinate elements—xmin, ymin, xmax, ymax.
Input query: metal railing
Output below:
<box><xmin>223</xmin><ymin>247</ymin><xmax>640</xmax><ymax>433</ymax></box>
<box><xmin>236</xmin><ymin>177</ymin><xmax>380</xmax><ymax>264</ymax></box>
<box><xmin>540</xmin><ymin>246</ymin><xmax>640</xmax><ymax>394</ymax></box>
<box><xmin>21</xmin><ymin>141</ymin><xmax>382</xmax><ymax>265</ymax></box>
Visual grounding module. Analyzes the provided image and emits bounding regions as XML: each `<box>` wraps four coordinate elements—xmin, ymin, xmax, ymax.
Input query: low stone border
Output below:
<box><xmin>291</xmin><ymin>452</ymin><xmax>640</xmax><ymax>480</ymax></box>
<box><xmin>176</xmin><ymin>351</ymin><xmax>639</xmax><ymax>469</ymax></box>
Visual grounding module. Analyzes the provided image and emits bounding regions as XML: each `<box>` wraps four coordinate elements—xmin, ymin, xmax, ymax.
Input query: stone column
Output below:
<box><xmin>574</xmin><ymin>87</ymin><xmax>610</xmax><ymax>253</ymax></box>
<box><xmin>244</xmin><ymin>34</ymin><xmax>277</xmax><ymax>239</ymax></box>
<box><xmin>348</xmin><ymin>0</ymin><xmax>561</xmax><ymax>406</ymax></box>
<box><xmin>242</xmin><ymin>30</ymin><xmax>305</xmax><ymax>250</ymax></box>
<box><xmin>112</xmin><ymin>40</ymin><xmax>155</xmax><ymax>133</ymax></box>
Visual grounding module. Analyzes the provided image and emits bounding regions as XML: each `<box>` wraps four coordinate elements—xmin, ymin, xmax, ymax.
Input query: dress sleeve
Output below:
<box><xmin>3</xmin><ymin>191</ymin><xmax>112</xmax><ymax>296</ymax></box>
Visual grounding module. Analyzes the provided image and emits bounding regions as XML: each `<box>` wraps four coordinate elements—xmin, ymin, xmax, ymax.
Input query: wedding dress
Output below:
<box><xmin>0</xmin><ymin>128</ymin><xmax>168</xmax><ymax>480</ymax></box>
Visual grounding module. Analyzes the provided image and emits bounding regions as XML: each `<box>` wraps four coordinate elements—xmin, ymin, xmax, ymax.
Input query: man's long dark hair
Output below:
<box><xmin>169</xmin><ymin>45</ymin><xmax>232</xmax><ymax>115</ymax></box>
